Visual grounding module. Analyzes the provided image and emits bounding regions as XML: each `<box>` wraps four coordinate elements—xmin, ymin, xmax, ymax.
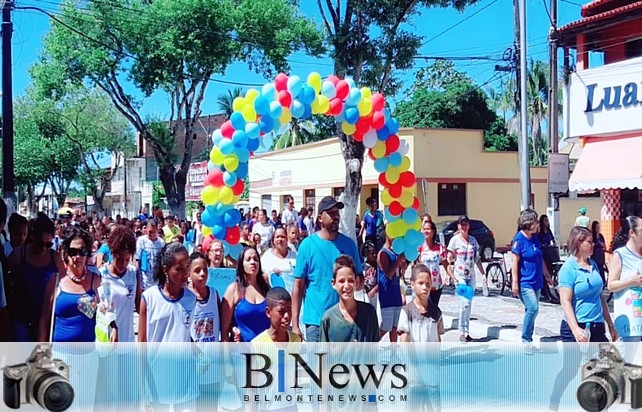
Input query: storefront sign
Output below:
<box><xmin>185</xmin><ymin>160</ymin><xmax>208</xmax><ymax>201</ymax></box>
<box><xmin>547</xmin><ymin>154</ymin><xmax>569</xmax><ymax>194</ymax></box>
<box><xmin>563</xmin><ymin>56</ymin><xmax>642</xmax><ymax>139</ymax></box>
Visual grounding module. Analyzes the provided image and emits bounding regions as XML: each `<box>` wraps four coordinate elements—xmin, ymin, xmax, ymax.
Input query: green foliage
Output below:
<box><xmin>484</xmin><ymin>118</ymin><xmax>518</xmax><ymax>152</ymax></box>
<box><xmin>241</xmin><ymin>176</ymin><xmax>249</xmax><ymax>200</ymax></box>
<box><xmin>217</xmin><ymin>88</ymin><xmax>244</xmax><ymax>119</ymax></box>
<box><xmin>152</xmin><ymin>181</ymin><xmax>166</xmax><ymax>209</ymax></box>
<box><xmin>271</xmin><ymin>115</ymin><xmax>336</xmax><ymax>150</ymax></box>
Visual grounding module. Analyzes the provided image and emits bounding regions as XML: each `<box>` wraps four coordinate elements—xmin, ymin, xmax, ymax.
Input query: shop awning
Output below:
<box><xmin>569</xmin><ymin>136</ymin><xmax>642</xmax><ymax>192</ymax></box>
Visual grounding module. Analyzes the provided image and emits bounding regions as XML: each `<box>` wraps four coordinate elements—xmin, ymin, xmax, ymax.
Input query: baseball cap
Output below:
<box><xmin>318</xmin><ymin>196</ymin><xmax>344</xmax><ymax>214</ymax></box>
<box><xmin>457</xmin><ymin>215</ymin><xmax>470</xmax><ymax>224</ymax></box>
<box><xmin>578</xmin><ymin>208</ymin><xmax>586</xmax><ymax>214</ymax></box>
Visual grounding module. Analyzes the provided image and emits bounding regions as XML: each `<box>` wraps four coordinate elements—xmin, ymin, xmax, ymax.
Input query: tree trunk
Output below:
<box><xmin>338</xmin><ymin>134</ymin><xmax>365</xmax><ymax>242</ymax></box>
<box><xmin>91</xmin><ymin>187</ymin><xmax>105</xmax><ymax>215</ymax></box>
<box><xmin>158</xmin><ymin>164</ymin><xmax>188</xmax><ymax>220</ymax></box>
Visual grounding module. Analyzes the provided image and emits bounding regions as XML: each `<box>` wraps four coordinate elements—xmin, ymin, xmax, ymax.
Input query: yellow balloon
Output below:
<box><xmin>202</xmin><ymin>226</ymin><xmax>212</xmax><ymax>237</ymax></box>
<box><xmin>386</xmin><ymin>168</ymin><xmax>400</xmax><ymax>185</ymax></box>
<box><xmin>372</xmin><ymin>140</ymin><xmax>386</xmax><ymax>159</ymax></box>
<box><xmin>310</xmin><ymin>98</ymin><xmax>321</xmax><ymax>115</ymax></box>
<box><xmin>361</xmin><ymin>87</ymin><xmax>372</xmax><ymax>99</ymax></box>
<box><xmin>388</xmin><ymin>220</ymin><xmax>407</xmax><ymax>238</ymax></box>
<box><xmin>357</xmin><ymin>98</ymin><xmax>372</xmax><ymax>116</ymax></box>
<box><xmin>402</xmin><ymin>186</ymin><xmax>415</xmax><ymax>196</ymax></box>
<box><xmin>385</xmin><ymin>224</ymin><xmax>396</xmax><ymax>239</ymax></box>
<box><xmin>219</xmin><ymin>186</ymin><xmax>233</xmax><ymax>205</ymax></box>
<box><xmin>223</xmin><ymin>155</ymin><xmax>239</xmax><ymax>172</ymax></box>
<box><xmin>308</xmin><ymin>72</ymin><xmax>322</xmax><ymax>93</ymax></box>
<box><xmin>201</xmin><ymin>185</ymin><xmax>219</xmax><ymax>205</ymax></box>
<box><xmin>242</xmin><ymin>105</ymin><xmax>257</xmax><ymax>122</ymax></box>
<box><xmin>279</xmin><ymin>107</ymin><xmax>292</xmax><ymax>124</ymax></box>
<box><xmin>381</xmin><ymin>189</ymin><xmax>392</xmax><ymax>205</ymax></box>
<box><xmin>317</xmin><ymin>95</ymin><xmax>330</xmax><ymax>113</ymax></box>
<box><xmin>400</xmin><ymin>156</ymin><xmax>411</xmax><ymax>172</ymax></box>
<box><xmin>411</xmin><ymin>218</ymin><xmax>422</xmax><ymax>231</ymax></box>
<box><xmin>233</xmin><ymin>97</ymin><xmax>246</xmax><ymax>113</ymax></box>
<box><xmin>210</xmin><ymin>148</ymin><xmax>225</xmax><ymax>165</ymax></box>
<box><xmin>342</xmin><ymin>122</ymin><xmax>356</xmax><ymax>136</ymax></box>
<box><xmin>232</xmin><ymin>195</ymin><xmax>241</xmax><ymax>204</ymax></box>
<box><xmin>245</xmin><ymin>89</ymin><xmax>259</xmax><ymax>103</ymax></box>
<box><xmin>400</xmin><ymin>192</ymin><xmax>413</xmax><ymax>208</ymax></box>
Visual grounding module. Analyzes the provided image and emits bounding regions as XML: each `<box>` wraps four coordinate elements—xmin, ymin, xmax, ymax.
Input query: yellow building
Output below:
<box><xmin>249</xmin><ymin>128</ymin><xmax>599</xmax><ymax>248</ymax></box>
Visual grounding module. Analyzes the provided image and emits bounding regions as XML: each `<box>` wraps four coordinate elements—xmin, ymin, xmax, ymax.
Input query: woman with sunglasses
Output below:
<box><xmin>8</xmin><ymin>213</ymin><xmax>65</xmax><ymax>341</ymax></box>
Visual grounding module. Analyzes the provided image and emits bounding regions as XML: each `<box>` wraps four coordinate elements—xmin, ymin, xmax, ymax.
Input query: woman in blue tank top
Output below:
<box><xmin>220</xmin><ymin>246</ymin><xmax>270</xmax><ymax>342</ymax></box>
<box><xmin>39</xmin><ymin>227</ymin><xmax>103</xmax><ymax>342</ymax></box>
<box><xmin>607</xmin><ymin>216</ymin><xmax>642</xmax><ymax>346</ymax></box>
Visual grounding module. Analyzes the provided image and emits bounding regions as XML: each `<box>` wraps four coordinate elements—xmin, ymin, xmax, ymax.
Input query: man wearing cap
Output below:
<box><xmin>575</xmin><ymin>208</ymin><xmax>590</xmax><ymax>228</ymax></box>
<box><xmin>292</xmin><ymin>196</ymin><xmax>363</xmax><ymax>342</ymax></box>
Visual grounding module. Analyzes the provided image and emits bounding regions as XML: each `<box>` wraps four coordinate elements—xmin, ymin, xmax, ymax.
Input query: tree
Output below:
<box><xmin>318</xmin><ymin>0</ymin><xmax>479</xmax><ymax>239</ymax></box>
<box><xmin>34</xmin><ymin>0</ymin><xmax>323</xmax><ymax>218</ymax></box>
<box><xmin>271</xmin><ymin>115</ymin><xmax>336</xmax><ymax>150</ymax></box>
<box><xmin>217</xmin><ymin>88</ymin><xmax>244</xmax><ymax>119</ymax></box>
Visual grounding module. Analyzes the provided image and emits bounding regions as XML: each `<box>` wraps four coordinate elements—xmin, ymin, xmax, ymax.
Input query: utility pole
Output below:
<box><xmin>548</xmin><ymin>0</ymin><xmax>560</xmax><ymax>240</ymax></box>
<box><xmin>518</xmin><ymin>0</ymin><xmax>531</xmax><ymax>210</ymax></box>
<box><xmin>123</xmin><ymin>157</ymin><xmax>128</xmax><ymax>218</ymax></box>
<box><xmin>1</xmin><ymin>0</ymin><xmax>16</xmax><ymax>214</ymax></box>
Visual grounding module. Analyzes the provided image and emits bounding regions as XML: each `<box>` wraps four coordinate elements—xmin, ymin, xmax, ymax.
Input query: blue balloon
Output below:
<box><xmin>236</xmin><ymin>148</ymin><xmax>250</xmax><ymax>162</ymax></box>
<box><xmin>227</xmin><ymin>243</ymin><xmax>243</xmax><ymax>260</ymax></box>
<box><xmin>254</xmin><ymin>95</ymin><xmax>270</xmax><ymax>116</ymax></box>
<box><xmin>345</xmin><ymin>108</ymin><xmax>360</xmax><ymax>125</ymax></box>
<box><xmin>219</xmin><ymin>138</ymin><xmax>234</xmax><ymax>155</ymax></box>
<box><xmin>301</xmin><ymin>104</ymin><xmax>312</xmax><ymax>119</ymax></box>
<box><xmin>236</xmin><ymin>162</ymin><xmax>249</xmax><ymax>180</ymax></box>
<box><xmin>228</xmin><ymin>208</ymin><xmax>241</xmax><ymax>225</ymax></box>
<box><xmin>232</xmin><ymin>130</ymin><xmax>248</xmax><ymax>149</ymax></box>
<box><xmin>299</xmin><ymin>86</ymin><xmax>316</xmax><ymax>105</ymax></box>
<box><xmin>383</xmin><ymin>108</ymin><xmax>391</xmax><ymax>122</ymax></box>
<box><xmin>269</xmin><ymin>101</ymin><xmax>283</xmax><ymax>119</ymax></box>
<box><xmin>260</xmin><ymin>115</ymin><xmax>274</xmax><ymax>133</ymax></box>
<box><xmin>207</xmin><ymin>161</ymin><xmax>216</xmax><ymax>171</ymax></box>
<box><xmin>335</xmin><ymin>107</ymin><xmax>347</xmax><ymax>123</ymax></box>
<box><xmin>404</xmin><ymin>245</ymin><xmax>419</xmax><ymax>262</ymax></box>
<box><xmin>230</xmin><ymin>112</ymin><xmax>245</xmax><ymax>130</ymax></box>
<box><xmin>345</xmin><ymin>78</ymin><xmax>356</xmax><ymax>88</ymax></box>
<box><xmin>373</xmin><ymin>157</ymin><xmax>389</xmax><ymax>173</ymax></box>
<box><xmin>211</xmin><ymin>129</ymin><xmax>223</xmax><ymax>146</ymax></box>
<box><xmin>291</xmin><ymin>100</ymin><xmax>304</xmax><ymax>118</ymax></box>
<box><xmin>384</xmin><ymin>207</ymin><xmax>399</xmax><ymax>223</ymax></box>
<box><xmin>261</xmin><ymin>83</ymin><xmax>277</xmax><ymax>101</ymax></box>
<box><xmin>223</xmin><ymin>208</ymin><xmax>239</xmax><ymax>227</ymax></box>
<box><xmin>321</xmin><ymin>81</ymin><xmax>336</xmax><ymax>99</ymax></box>
<box><xmin>245</xmin><ymin>123</ymin><xmax>260</xmax><ymax>139</ymax></box>
<box><xmin>377</xmin><ymin>125</ymin><xmax>390</xmax><ymax>141</ymax></box>
<box><xmin>212</xmin><ymin>224</ymin><xmax>225</xmax><ymax>239</ymax></box>
<box><xmin>389</xmin><ymin>152</ymin><xmax>402</xmax><ymax>167</ymax></box>
<box><xmin>391</xmin><ymin>237</ymin><xmax>406</xmax><ymax>255</ymax></box>
<box><xmin>201</xmin><ymin>209</ymin><xmax>215</xmax><ymax>227</ymax></box>
<box><xmin>345</xmin><ymin>88</ymin><xmax>362</xmax><ymax>106</ymax></box>
<box><xmin>402</xmin><ymin>208</ymin><xmax>418</xmax><ymax>225</ymax></box>
<box><xmin>287</xmin><ymin>75</ymin><xmax>303</xmax><ymax>97</ymax></box>
<box><xmin>215</xmin><ymin>202</ymin><xmax>233</xmax><ymax>216</ymax></box>
<box><xmin>223</xmin><ymin>171</ymin><xmax>237</xmax><ymax>187</ymax></box>
<box><xmin>387</xmin><ymin>118</ymin><xmax>400</xmax><ymax>134</ymax></box>
<box><xmin>404</xmin><ymin>228</ymin><xmax>423</xmax><ymax>246</ymax></box>
<box><xmin>247</xmin><ymin>137</ymin><xmax>260</xmax><ymax>153</ymax></box>
<box><xmin>457</xmin><ymin>284</ymin><xmax>474</xmax><ymax>300</ymax></box>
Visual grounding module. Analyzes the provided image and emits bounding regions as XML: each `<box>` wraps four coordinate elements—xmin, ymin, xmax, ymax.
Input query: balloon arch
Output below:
<box><xmin>200</xmin><ymin>72</ymin><xmax>423</xmax><ymax>261</ymax></box>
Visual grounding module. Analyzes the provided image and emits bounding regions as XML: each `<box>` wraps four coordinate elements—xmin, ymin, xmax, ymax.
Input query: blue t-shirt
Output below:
<box><xmin>294</xmin><ymin>233</ymin><xmax>363</xmax><ymax>327</ymax></box>
<box><xmin>511</xmin><ymin>231</ymin><xmax>544</xmax><ymax>290</ymax></box>
<box><xmin>98</xmin><ymin>243</ymin><xmax>112</xmax><ymax>264</ymax></box>
<box><xmin>362</xmin><ymin>211</ymin><xmax>383</xmax><ymax>237</ymax></box>
<box><xmin>378</xmin><ymin>247</ymin><xmax>402</xmax><ymax>308</ymax></box>
<box><xmin>558</xmin><ymin>258</ymin><xmax>604</xmax><ymax>323</ymax></box>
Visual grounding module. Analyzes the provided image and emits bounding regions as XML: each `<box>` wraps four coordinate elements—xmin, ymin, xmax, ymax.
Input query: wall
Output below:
<box><xmin>558</xmin><ymin>197</ymin><xmax>602</xmax><ymax>245</ymax></box>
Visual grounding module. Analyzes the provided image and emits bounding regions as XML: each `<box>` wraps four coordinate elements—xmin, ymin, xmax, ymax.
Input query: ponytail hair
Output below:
<box><xmin>155</xmin><ymin>242</ymin><xmax>188</xmax><ymax>286</ymax></box>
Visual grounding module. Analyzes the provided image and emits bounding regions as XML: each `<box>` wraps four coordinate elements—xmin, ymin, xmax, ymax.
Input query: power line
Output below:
<box><xmin>422</xmin><ymin>0</ymin><xmax>501</xmax><ymax>46</ymax></box>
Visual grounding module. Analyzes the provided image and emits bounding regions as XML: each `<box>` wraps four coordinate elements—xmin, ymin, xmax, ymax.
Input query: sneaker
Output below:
<box><xmin>465</xmin><ymin>335</ymin><xmax>473</xmax><ymax>342</ymax></box>
<box><xmin>523</xmin><ymin>343</ymin><xmax>534</xmax><ymax>355</ymax></box>
<box><xmin>459</xmin><ymin>334</ymin><xmax>467</xmax><ymax>343</ymax></box>
<box><xmin>482</xmin><ymin>281</ymin><xmax>489</xmax><ymax>297</ymax></box>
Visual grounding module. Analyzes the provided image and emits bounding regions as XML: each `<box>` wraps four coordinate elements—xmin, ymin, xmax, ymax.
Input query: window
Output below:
<box><xmin>626</xmin><ymin>39</ymin><xmax>642</xmax><ymax>59</ymax></box>
<box><xmin>261</xmin><ymin>195</ymin><xmax>272</xmax><ymax>213</ymax></box>
<box><xmin>437</xmin><ymin>183</ymin><xmax>466</xmax><ymax>216</ymax></box>
<box><xmin>282</xmin><ymin>195</ymin><xmax>292</xmax><ymax>211</ymax></box>
<box><xmin>333</xmin><ymin>187</ymin><xmax>344</xmax><ymax>200</ymax></box>
<box><xmin>370</xmin><ymin>188</ymin><xmax>379</xmax><ymax>203</ymax></box>
<box><xmin>305</xmin><ymin>189</ymin><xmax>315</xmax><ymax>210</ymax></box>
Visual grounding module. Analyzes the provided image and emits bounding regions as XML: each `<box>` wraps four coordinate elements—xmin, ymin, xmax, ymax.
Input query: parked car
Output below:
<box><xmin>438</xmin><ymin>219</ymin><xmax>496</xmax><ymax>262</ymax></box>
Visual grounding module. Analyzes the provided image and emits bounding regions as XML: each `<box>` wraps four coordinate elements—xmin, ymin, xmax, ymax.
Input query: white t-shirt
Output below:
<box><xmin>135</xmin><ymin>235</ymin><xmax>165</xmax><ymax>290</ymax></box>
<box><xmin>303</xmin><ymin>216</ymin><xmax>314</xmax><ymax>234</ymax></box>
<box><xmin>142</xmin><ymin>286</ymin><xmax>196</xmax><ymax>343</ymax></box>
<box><xmin>261</xmin><ymin>248</ymin><xmax>297</xmax><ymax>275</ymax></box>
<box><xmin>194</xmin><ymin>222</ymin><xmax>203</xmax><ymax>247</ymax></box>
<box><xmin>447</xmin><ymin>234</ymin><xmax>480</xmax><ymax>280</ymax></box>
<box><xmin>99</xmin><ymin>264</ymin><xmax>139</xmax><ymax>343</ymax></box>
<box><xmin>282</xmin><ymin>208</ymin><xmax>298</xmax><ymax>226</ymax></box>
<box><xmin>397</xmin><ymin>301</ymin><xmax>440</xmax><ymax>343</ymax></box>
<box><xmin>252</xmin><ymin>222</ymin><xmax>275</xmax><ymax>248</ymax></box>
<box><xmin>191</xmin><ymin>286</ymin><xmax>221</xmax><ymax>385</ymax></box>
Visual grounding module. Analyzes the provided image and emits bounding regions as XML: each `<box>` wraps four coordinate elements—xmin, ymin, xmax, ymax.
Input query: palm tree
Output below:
<box><xmin>527</xmin><ymin>59</ymin><xmax>549</xmax><ymax>166</ymax></box>
<box><xmin>216</xmin><ymin>87</ymin><xmax>244</xmax><ymax>119</ymax></box>
<box><xmin>271</xmin><ymin>118</ymin><xmax>319</xmax><ymax>150</ymax></box>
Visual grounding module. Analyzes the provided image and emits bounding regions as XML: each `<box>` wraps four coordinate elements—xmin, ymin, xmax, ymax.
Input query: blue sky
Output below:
<box><xmin>8</xmin><ymin>0</ymin><xmax>584</xmax><ymax>121</ymax></box>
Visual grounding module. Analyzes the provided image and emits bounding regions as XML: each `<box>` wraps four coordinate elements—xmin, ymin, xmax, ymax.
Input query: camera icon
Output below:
<box><xmin>3</xmin><ymin>344</ymin><xmax>74</xmax><ymax>412</ymax></box>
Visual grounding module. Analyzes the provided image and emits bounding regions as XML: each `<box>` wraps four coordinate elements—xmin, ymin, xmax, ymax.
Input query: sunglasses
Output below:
<box><xmin>67</xmin><ymin>247</ymin><xmax>88</xmax><ymax>257</ymax></box>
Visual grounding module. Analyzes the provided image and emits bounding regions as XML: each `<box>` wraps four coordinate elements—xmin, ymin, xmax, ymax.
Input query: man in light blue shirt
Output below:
<box><xmin>292</xmin><ymin>196</ymin><xmax>363</xmax><ymax>342</ymax></box>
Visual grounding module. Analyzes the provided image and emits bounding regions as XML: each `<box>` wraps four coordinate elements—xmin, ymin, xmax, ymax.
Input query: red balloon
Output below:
<box><xmin>232</xmin><ymin>179</ymin><xmax>245</xmax><ymax>196</ymax></box>
<box><xmin>353</xmin><ymin>131</ymin><xmax>364</xmax><ymax>142</ymax></box>
<box><xmin>329</xmin><ymin>98</ymin><xmax>343</xmax><ymax>116</ymax></box>
<box><xmin>389</xmin><ymin>183</ymin><xmax>403</xmax><ymax>198</ymax></box>
<box><xmin>336</xmin><ymin>80</ymin><xmax>350</xmax><ymax>100</ymax></box>
<box><xmin>399</xmin><ymin>171</ymin><xmax>416</xmax><ymax>188</ymax></box>
<box><xmin>378</xmin><ymin>173</ymin><xmax>389</xmax><ymax>187</ymax></box>
<box><xmin>208</xmin><ymin>169</ymin><xmax>224</xmax><ymax>187</ymax></box>
<box><xmin>278</xmin><ymin>90</ymin><xmax>292</xmax><ymax>108</ymax></box>
<box><xmin>355</xmin><ymin>115</ymin><xmax>371</xmax><ymax>134</ymax></box>
<box><xmin>371</xmin><ymin>93</ymin><xmax>385</xmax><ymax>112</ymax></box>
<box><xmin>372</xmin><ymin>111</ymin><xmax>385</xmax><ymax>130</ymax></box>
<box><xmin>275</xmin><ymin>73</ymin><xmax>288</xmax><ymax>92</ymax></box>
<box><xmin>326</xmin><ymin>75</ymin><xmax>340</xmax><ymax>86</ymax></box>
<box><xmin>385</xmin><ymin>134</ymin><xmax>400</xmax><ymax>154</ymax></box>
<box><xmin>221</xmin><ymin>121</ymin><xmax>235</xmax><ymax>138</ymax></box>
<box><xmin>412</xmin><ymin>197</ymin><xmax>420</xmax><ymax>211</ymax></box>
<box><xmin>389</xmin><ymin>201</ymin><xmax>403</xmax><ymax>216</ymax></box>
<box><xmin>368</xmin><ymin>149</ymin><xmax>376</xmax><ymax>161</ymax></box>
<box><xmin>225</xmin><ymin>226</ymin><xmax>241</xmax><ymax>245</ymax></box>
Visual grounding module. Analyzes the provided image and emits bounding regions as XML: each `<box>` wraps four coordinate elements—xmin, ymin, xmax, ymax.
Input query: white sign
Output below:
<box><xmin>548</xmin><ymin>153</ymin><xmax>569</xmax><ymax>194</ymax></box>
<box><xmin>563</xmin><ymin>56</ymin><xmax>642</xmax><ymax>139</ymax></box>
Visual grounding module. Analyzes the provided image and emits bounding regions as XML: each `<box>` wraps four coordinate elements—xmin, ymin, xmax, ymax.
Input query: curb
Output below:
<box><xmin>442</xmin><ymin>314</ymin><xmax>543</xmax><ymax>343</ymax></box>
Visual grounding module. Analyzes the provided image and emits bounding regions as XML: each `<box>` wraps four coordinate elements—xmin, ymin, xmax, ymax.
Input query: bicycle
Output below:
<box><xmin>484</xmin><ymin>246</ymin><xmax>512</xmax><ymax>296</ymax></box>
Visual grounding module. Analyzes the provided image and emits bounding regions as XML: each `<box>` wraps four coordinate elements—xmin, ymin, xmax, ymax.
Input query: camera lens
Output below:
<box><xmin>577</xmin><ymin>372</ymin><xmax>619</xmax><ymax>412</ymax></box>
<box><xmin>33</xmin><ymin>372</ymin><xmax>74</xmax><ymax>412</ymax></box>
